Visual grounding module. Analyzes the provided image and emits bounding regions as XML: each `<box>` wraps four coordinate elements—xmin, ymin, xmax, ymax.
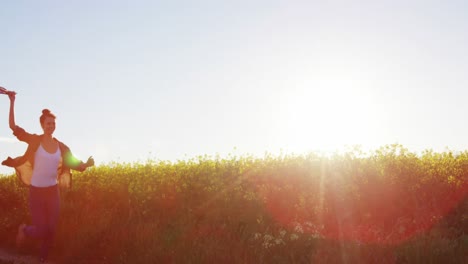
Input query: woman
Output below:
<box><xmin>1</xmin><ymin>89</ymin><xmax>94</xmax><ymax>263</ymax></box>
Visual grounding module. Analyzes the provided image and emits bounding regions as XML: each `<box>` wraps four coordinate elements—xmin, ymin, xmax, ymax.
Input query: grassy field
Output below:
<box><xmin>0</xmin><ymin>144</ymin><xmax>466</xmax><ymax>263</ymax></box>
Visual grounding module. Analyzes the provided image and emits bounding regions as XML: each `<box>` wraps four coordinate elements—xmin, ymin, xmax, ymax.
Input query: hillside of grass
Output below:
<box><xmin>0</xmin><ymin>145</ymin><xmax>466</xmax><ymax>263</ymax></box>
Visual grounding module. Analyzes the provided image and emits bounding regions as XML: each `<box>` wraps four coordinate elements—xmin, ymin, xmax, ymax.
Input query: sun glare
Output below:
<box><xmin>276</xmin><ymin>63</ymin><xmax>381</xmax><ymax>155</ymax></box>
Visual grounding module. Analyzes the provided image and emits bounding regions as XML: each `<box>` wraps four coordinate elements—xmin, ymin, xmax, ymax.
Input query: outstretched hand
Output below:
<box><xmin>86</xmin><ymin>156</ymin><xmax>95</xmax><ymax>167</ymax></box>
<box><xmin>0</xmin><ymin>86</ymin><xmax>16</xmax><ymax>95</ymax></box>
<box><xmin>0</xmin><ymin>86</ymin><xmax>17</xmax><ymax>101</ymax></box>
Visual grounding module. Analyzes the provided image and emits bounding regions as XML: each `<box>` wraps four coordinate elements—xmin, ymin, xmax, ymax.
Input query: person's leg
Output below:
<box><xmin>40</xmin><ymin>185</ymin><xmax>60</xmax><ymax>261</ymax></box>
<box><xmin>24</xmin><ymin>186</ymin><xmax>48</xmax><ymax>239</ymax></box>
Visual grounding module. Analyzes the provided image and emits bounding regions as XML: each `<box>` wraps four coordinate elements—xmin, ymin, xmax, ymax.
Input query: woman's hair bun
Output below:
<box><xmin>39</xmin><ymin>108</ymin><xmax>56</xmax><ymax>124</ymax></box>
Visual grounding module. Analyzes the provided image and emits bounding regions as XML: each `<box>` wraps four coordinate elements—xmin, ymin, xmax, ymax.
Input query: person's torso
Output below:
<box><xmin>30</xmin><ymin>144</ymin><xmax>62</xmax><ymax>187</ymax></box>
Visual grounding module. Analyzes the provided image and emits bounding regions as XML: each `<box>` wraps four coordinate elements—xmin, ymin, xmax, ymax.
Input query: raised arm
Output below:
<box><xmin>0</xmin><ymin>88</ymin><xmax>33</xmax><ymax>143</ymax></box>
<box><xmin>0</xmin><ymin>86</ymin><xmax>18</xmax><ymax>131</ymax></box>
<box><xmin>8</xmin><ymin>92</ymin><xmax>17</xmax><ymax>131</ymax></box>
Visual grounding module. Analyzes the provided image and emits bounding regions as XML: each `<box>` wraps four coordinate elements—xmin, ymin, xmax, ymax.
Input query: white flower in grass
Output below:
<box><xmin>294</xmin><ymin>224</ymin><xmax>304</xmax><ymax>234</ymax></box>
<box><xmin>311</xmin><ymin>233</ymin><xmax>320</xmax><ymax>239</ymax></box>
<box><xmin>254</xmin><ymin>233</ymin><xmax>261</xmax><ymax>240</ymax></box>
<box><xmin>290</xmin><ymin>233</ymin><xmax>299</xmax><ymax>241</ymax></box>
<box><xmin>279</xmin><ymin>229</ymin><xmax>287</xmax><ymax>237</ymax></box>
<box><xmin>275</xmin><ymin>238</ymin><xmax>284</xmax><ymax>245</ymax></box>
<box><xmin>262</xmin><ymin>241</ymin><xmax>272</xmax><ymax>249</ymax></box>
<box><xmin>263</xmin><ymin>234</ymin><xmax>274</xmax><ymax>242</ymax></box>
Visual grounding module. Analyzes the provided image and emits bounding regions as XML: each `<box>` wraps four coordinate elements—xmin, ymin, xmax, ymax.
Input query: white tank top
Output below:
<box><xmin>31</xmin><ymin>144</ymin><xmax>62</xmax><ymax>187</ymax></box>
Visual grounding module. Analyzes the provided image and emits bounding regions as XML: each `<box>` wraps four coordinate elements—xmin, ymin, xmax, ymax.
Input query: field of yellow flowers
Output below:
<box><xmin>0</xmin><ymin>144</ymin><xmax>466</xmax><ymax>263</ymax></box>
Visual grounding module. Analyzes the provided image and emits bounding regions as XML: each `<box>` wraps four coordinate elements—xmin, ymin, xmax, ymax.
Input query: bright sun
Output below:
<box><xmin>275</xmin><ymin>64</ymin><xmax>382</xmax><ymax>155</ymax></box>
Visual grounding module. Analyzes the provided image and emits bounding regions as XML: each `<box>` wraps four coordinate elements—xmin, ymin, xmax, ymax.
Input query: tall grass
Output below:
<box><xmin>0</xmin><ymin>145</ymin><xmax>466</xmax><ymax>263</ymax></box>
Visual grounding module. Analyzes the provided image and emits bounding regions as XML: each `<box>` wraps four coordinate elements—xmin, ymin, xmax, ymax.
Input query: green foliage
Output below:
<box><xmin>0</xmin><ymin>146</ymin><xmax>466</xmax><ymax>263</ymax></box>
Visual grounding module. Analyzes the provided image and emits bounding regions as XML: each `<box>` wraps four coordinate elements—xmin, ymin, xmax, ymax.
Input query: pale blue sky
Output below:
<box><xmin>1</xmin><ymin>0</ymin><xmax>468</xmax><ymax>174</ymax></box>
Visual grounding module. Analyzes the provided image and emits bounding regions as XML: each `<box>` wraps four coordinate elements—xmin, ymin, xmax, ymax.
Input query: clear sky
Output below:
<box><xmin>1</xmin><ymin>0</ymin><xmax>467</xmax><ymax>174</ymax></box>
